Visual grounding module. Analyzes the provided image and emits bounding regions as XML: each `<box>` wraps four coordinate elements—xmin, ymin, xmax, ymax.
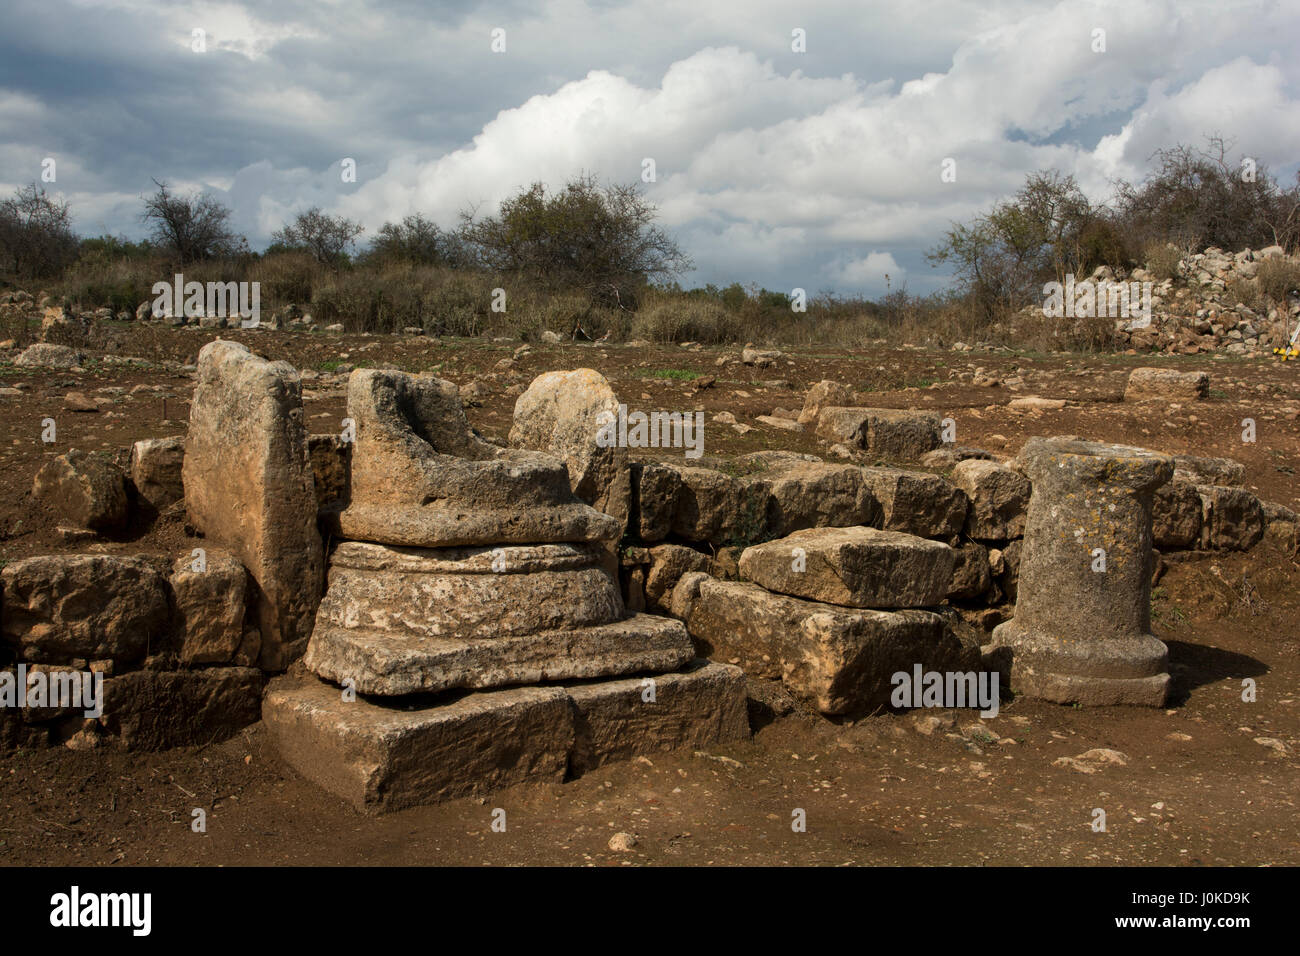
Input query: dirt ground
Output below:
<box><xmin>1</xmin><ymin>326</ymin><xmax>1298</xmax><ymax>866</ymax></box>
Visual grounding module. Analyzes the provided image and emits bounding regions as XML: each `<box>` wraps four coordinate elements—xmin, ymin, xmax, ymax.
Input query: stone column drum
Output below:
<box><xmin>991</xmin><ymin>437</ymin><xmax>1174</xmax><ymax>706</ymax></box>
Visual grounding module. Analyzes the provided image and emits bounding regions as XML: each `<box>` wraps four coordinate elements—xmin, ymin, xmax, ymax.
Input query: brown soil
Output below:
<box><xmin>1</xmin><ymin>327</ymin><xmax>1298</xmax><ymax>866</ymax></box>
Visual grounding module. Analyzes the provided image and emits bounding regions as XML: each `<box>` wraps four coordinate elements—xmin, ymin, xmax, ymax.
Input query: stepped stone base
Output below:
<box><xmin>263</xmin><ymin>660</ymin><xmax>748</xmax><ymax>813</ymax></box>
<box><xmin>304</xmin><ymin>612</ymin><xmax>695</xmax><ymax>696</ymax></box>
<box><xmin>990</xmin><ymin>619</ymin><xmax>1170</xmax><ymax>707</ymax></box>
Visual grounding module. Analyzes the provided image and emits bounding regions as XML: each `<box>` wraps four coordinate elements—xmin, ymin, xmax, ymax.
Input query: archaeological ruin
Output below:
<box><xmin>2</xmin><ymin>336</ymin><xmax>1297</xmax><ymax>813</ymax></box>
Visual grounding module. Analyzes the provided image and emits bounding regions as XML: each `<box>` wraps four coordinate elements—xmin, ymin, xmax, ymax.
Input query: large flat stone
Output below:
<box><xmin>184</xmin><ymin>341</ymin><xmax>323</xmax><ymax>669</ymax></box>
<box><xmin>264</xmin><ymin>677</ymin><xmax>574</xmax><ymax>812</ymax></box>
<box><xmin>1124</xmin><ymin>367</ymin><xmax>1209</xmax><ymax>402</ymax></box>
<box><xmin>305</xmin><ymin>612</ymin><xmax>695</xmax><ymax>696</ymax></box>
<box><xmin>672</xmin><ymin>574</ymin><xmax>973</xmax><ymax>715</ymax></box>
<box><xmin>1173</xmin><ymin>454</ymin><xmax>1244</xmax><ymax>487</ymax></box>
<box><xmin>738</xmin><ymin>527</ymin><xmax>954</xmax><ymax>608</ymax></box>
<box><xmin>564</xmin><ymin>661</ymin><xmax>749</xmax><ymax>773</ymax></box>
<box><xmin>814</xmin><ymin>407</ymin><xmax>942</xmax><ymax>461</ymax></box>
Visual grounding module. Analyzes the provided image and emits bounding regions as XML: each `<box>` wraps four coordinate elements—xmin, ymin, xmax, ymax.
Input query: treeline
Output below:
<box><xmin>1</xmin><ymin>136</ymin><xmax>1297</xmax><ymax>350</ymax></box>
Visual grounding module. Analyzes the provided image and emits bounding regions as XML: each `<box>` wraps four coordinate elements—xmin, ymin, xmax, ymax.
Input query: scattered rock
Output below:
<box><xmin>32</xmin><ymin>449</ymin><xmax>128</xmax><ymax>533</ymax></box>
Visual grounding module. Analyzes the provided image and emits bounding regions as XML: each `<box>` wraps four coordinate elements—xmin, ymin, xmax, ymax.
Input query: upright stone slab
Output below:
<box><xmin>509</xmin><ymin>368</ymin><xmax>631</xmax><ymax>531</ymax></box>
<box><xmin>184</xmin><ymin>340</ymin><xmax>323</xmax><ymax>670</ymax></box>
<box><xmin>990</xmin><ymin>438</ymin><xmax>1173</xmax><ymax>706</ymax></box>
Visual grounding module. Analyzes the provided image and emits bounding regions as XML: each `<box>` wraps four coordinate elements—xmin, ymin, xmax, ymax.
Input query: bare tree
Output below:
<box><xmin>0</xmin><ymin>183</ymin><xmax>79</xmax><ymax>279</ymax></box>
<box><xmin>141</xmin><ymin>179</ymin><xmax>244</xmax><ymax>263</ymax></box>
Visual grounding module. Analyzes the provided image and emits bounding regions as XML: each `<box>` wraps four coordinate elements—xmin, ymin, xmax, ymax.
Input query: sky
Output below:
<box><xmin>2</xmin><ymin>0</ymin><xmax>1298</xmax><ymax>296</ymax></box>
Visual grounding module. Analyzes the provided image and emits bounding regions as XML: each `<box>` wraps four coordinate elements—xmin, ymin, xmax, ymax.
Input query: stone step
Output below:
<box><xmin>304</xmin><ymin>613</ymin><xmax>695</xmax><ymax>696</ymax></box>
<box><xmin>263</xmin><ymin>660</ymin><xmax>748</xmax><ymax>812</ymax></box>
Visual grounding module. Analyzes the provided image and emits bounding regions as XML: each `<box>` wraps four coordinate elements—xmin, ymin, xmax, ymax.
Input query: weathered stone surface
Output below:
<box><xmin>919</xmin><ymin>446</ymin><xmax>995</xmax><ymax>468</ymax></box>
<box><xmin>951</xmin><ymin>459</ymin><xmax>1029</xmax><ymax>540</ymax></box>
<box><xmin>101</xmin><ymin>667</ymin><xmax>263</xmax><ymax>750</ymax></box>
<box><xmin>798</xmin><ymin>380</ymin><xmax>855</xmax><ymax>426</ymax></box>
<box><xmin>184</xmin><ymin>340</ymin><xmax>323</xmax><ymax>670</ymax></box>
<box><xmin>674</xmin><ymin>575</ymin><xmax>973</xmax><ymax>715</ymax></box>
<box><xmin>815</xmin><ymin>407</ymin><xmax>942</xmax><ymax>461</ymax></box>
<box><xmin>948</xmin><ymin>542</ymin><xmax>991</xmax><ymax>600</ymax></box>
<box><xmin>861</xmin><ymin>467</ymin><xmax>967</xmax><ymax>538</ymax></box>
<box><xmin>32</xmin><ymin>449</ymin><xmax>128</xmax><ymax>533</ymax></box>
<box><xmin>738</xmin><ymin>527</ymin><xmax>954</xmax><ymax>608</ymax></box>
<box><xmin>670</xmin><ymin>465</ymin><xmax>751</xmax><ymax>544</ymax></box>
<box><xmin>306</xmin><ymin>612</ymin><xmax>692</xmax><ymax>697</ymax></box>
<box><xmin>311</xmin><ymin>540</ymin><xmax>622</xmax><ymax>644</ymax></box>
<box><xmin>992</xmin><ymin>539</ymin><xmax>1022</xmax><ymax>602</ymax></box>
<box><xmin>1262</xmin><ymin>500</ymin><xmax>1299</xmax><ymax>550</ymax></box>
<box><xmin>307</xmin><ymin>433</ymin><xmax>350</xmax><ymax>513</ymax></box>
<box><xmin>2</xmin><ymin>555</ymin><xmax>169</xmax><ymax>664</ymax></box>
<box><xmin>169</xmin><ymin>549</ymin><xmax>248</xmax><ymax>665</ymax></box>
<box><xmin>991</xmin><ymin>438</ymin><xmax>1173</xmax><ymax>706</ymax></box>
<box><xmin>1173</xmin><ymin>454</ymin><xmax>1244</xmax><ymax>487</ymax></box>
<box><xmin>509</xmin><ymin>368</ymin><xmax>631</xmax><ymax>529</ymax></box>
<box><xmin>333</xmin><ymin>368</ymin><xmax>619</xmax><ymax>547</ymax></box>
<box><xmin>644</xmin><ymin>544</ymin><xmax>710</xmax><ymax>611</ymax></box>
<box><xmin>1124</xmin><ymin>367</ymin><xmax>1209</xmax><ymax>402</ymax></box>
<box><xmin>565</xmin><ymin>661</ymin><xmax>749</xmax><ymax>773</ymax></box>
<box><xmin>1196</xmin><ymin>485</ymin><xmax>1264</xmax><ymax>551</ymax></box>
<box><xmin>761</xmin><ymin>461</ymin><xmax>877</xmax><ymax>536</ymax></box>
<box><xmin>130</xmin><ymin>436</ymin><xmax>185</xmax><ymax>513</ymax></box>
<box><xmin>1153</xmin><ymin>480</ymin><xmax>1202</xmax><ymax>549</ymax></box>
<box><xmin>14</xmin><ymin>342</ymin><xmax>82</xmax><ymax>368</ymax></box>
<box><xmin>633</xmin><ymin>461</ymin><xmax>682</xmax><ymax>542</ymax></box>
<box><xmin>264</xmin><ymin>676</ymin><xmax>574</xmax><ymax>812</ymax></box>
